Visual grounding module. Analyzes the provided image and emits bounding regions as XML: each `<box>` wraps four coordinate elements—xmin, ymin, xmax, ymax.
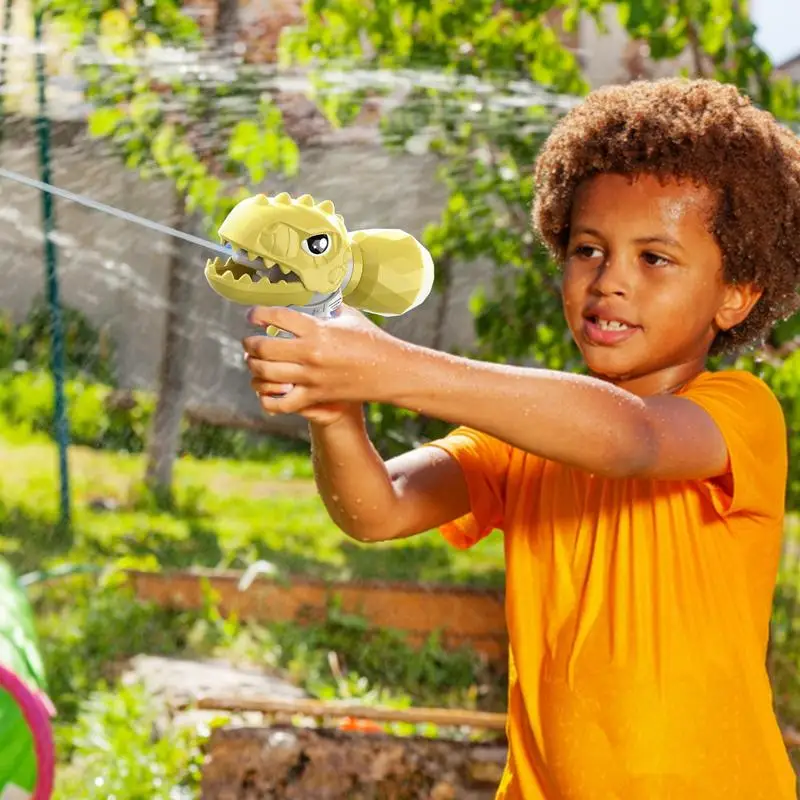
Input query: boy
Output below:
<box><xmin>242</xmin><ymin>79</ymin><xmax>800</xmax><ymax>798</ymax></box>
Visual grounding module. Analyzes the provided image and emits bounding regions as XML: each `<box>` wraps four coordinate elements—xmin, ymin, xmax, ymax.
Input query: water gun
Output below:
<box><xmin>0</xmin><ymin>560</ymin><xmax>55</xmax><ymax>800</ymax></box>
<box><xmin>204</xmin><ymin>192</ymin><xmax>435</xmax><ymax>336</ymax></box>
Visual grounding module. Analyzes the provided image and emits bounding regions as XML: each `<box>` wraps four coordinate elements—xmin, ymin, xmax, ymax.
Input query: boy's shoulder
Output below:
<box><xmin>682</xmin><ymin>369</ymin><xmax>782</xmax><ymax>414</ymax></box>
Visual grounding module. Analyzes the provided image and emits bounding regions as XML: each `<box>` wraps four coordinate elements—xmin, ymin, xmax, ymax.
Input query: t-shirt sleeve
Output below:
<box><xmin>682</xmin><ymin>370</ymin><xmax>787</xmax><ymax>518</ymax></box>
<box><xmin>420</xmin><ymin>426</ymin><xmax>513</xmax><ymax>549</ymax></box>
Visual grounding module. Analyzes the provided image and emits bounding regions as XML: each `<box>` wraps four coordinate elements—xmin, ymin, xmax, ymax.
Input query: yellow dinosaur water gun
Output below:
<box><xmin>204</xmin><ymin>192</ymin><xmax>435</xmax><ymax>335</ymax></box>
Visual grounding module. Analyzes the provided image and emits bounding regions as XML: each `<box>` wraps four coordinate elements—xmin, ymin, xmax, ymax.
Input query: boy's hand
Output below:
<box><xmin>241</xmin><ymin>305</ymin><xmax>403</xmax><ymax>419</ymax></box>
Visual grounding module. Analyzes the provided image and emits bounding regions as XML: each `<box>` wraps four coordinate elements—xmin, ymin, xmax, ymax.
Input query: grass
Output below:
<box><xmin>0</xmin><ymin>422</ymin><xmax>505</xmax><ymax>587</ymax></box>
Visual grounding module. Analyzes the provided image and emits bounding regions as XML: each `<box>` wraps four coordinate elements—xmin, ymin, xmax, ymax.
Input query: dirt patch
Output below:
<box><xmin>202</xmin><ymin>726</ymin><xmax>505</xmax><ymax>800</ymax></box>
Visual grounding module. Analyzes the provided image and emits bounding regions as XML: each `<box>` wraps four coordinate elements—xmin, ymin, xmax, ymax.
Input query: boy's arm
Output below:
<box><xmin>310</xmin><ymin>406</ymin><xmax>470</xmax><ymax>542</ymax></box>
<box><xmin>243</xmin><ymin>307</ymin><xmax>735</xmax><ymax>484</ymax></box>
<box><xmin>392</xmin><ymin>348</ymin><xmax>729</xmax><ymax>482</ymax></box>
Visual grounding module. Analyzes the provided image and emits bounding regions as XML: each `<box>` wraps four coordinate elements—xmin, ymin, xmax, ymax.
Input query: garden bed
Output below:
<box><xmin>126</xmin><ymin>568</ymin><xmax>508</xmax><ymax>662</ymax></box>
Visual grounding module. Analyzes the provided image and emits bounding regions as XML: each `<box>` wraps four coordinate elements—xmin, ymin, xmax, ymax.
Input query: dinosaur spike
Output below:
<box><xmin>336</xmin><ymin>214</ymin><xmax>345</xmax><ymax>225</ymax></box>
<box><xmin>317</xmin><ymin>199</ymin><xmax>335</xmax><ymax>214</ymax></box>
<box><xmin>273</xmin><ymin>192</ymin><xmax>291</xmax><ymax>204</ymax></box>
<box><xmin>296</xmin><ymin>194</ymin><xmax>315</xmax><ymax>206</ymax></box>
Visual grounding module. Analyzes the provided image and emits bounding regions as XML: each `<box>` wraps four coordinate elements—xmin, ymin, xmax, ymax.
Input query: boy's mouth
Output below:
<box><xmin>583</xmin><ymin>314</ymin><xmax>641</xmax><ymax>345</ymax></box>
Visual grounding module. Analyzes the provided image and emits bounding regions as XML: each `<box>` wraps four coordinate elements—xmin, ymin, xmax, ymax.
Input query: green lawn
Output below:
<box><xmin>0</xmin><ymin>423</ymin><xmax>506</xmax><ymax>588</ymax></box>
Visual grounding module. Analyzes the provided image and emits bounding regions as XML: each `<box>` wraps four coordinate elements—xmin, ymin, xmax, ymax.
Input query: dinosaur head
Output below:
<box><xmin>204</xmin><ymin>192</ymin><xmax>351</xmax><ymax>306</ymax></box>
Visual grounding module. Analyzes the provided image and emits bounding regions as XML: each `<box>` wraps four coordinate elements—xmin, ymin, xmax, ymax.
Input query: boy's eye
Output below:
<box><xmin>574</xmin><ymin>244</ymin><xmax>603</xmax><ymax>259</ymax></box>
<box><xmin>642</xmin><ymin>251</ymin><xmax>671</xmax><ymax>268</ymax></box>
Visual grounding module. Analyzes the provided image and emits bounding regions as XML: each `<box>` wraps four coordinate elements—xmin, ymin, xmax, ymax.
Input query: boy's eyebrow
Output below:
<box><xmin>573</xmin><ymin>226</ymin><xmax>685</xmax><ymax>252</ymax></box>
<box><xmin>634</xmin><ymin>235</ymin><xmax>685</xmax><ymax>252</ymax></box>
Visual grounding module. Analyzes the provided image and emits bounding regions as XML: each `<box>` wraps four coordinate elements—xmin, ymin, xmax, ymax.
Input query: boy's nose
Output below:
<box><xmin>590</xmin><ymin>257</ymin><xmax>631</xmax><ymax>297</ymax></box>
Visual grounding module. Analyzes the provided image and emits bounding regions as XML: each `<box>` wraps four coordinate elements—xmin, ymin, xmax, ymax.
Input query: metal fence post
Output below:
<box><xmin>0</xmin><ymin>0</ymin><xmax>13</xmax><ymax>144</ymax></box>
<box><xmin>34</xmin><ymin>7</ymin><xmax>71</xmax><ymax>531</ymax></box>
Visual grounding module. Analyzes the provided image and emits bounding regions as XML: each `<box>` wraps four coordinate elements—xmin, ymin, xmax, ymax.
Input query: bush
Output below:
<box><xmin>0</xmin><ymin>299</ymin><xmax>116</xmax><ymax>385</ymax></box>
<box><xmin>0</xmin><ymin>370</ymin><xmax>153</xmax><ymax>452</ymax></box>
<box><xmin>0</xmin><ymin>368</ymin><xmax>308</xmax><ymax>462</ymax></box>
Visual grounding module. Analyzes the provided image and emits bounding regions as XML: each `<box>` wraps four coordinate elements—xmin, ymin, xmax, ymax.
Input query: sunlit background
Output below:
<box><xmin>0</xmin><ymin>0</ymin><xmax>798</xmax><ymax>796</ymax></box>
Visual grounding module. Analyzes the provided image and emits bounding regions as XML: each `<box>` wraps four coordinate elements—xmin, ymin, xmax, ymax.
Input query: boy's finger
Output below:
<box><xmin>257</xmin><ymin>386</ymin><xmax>311</xmax><ymax>416</ymax></box>
<box><xmin>247</xmin><ymin>306</ymin><xmax>315</xmax><ymax>336</ymax></box>
<box><xmin>242</xmin><ymin>334</ymin><xmax>299</xmax><ymax>362</ymax></box>
<box><xmin>252</xmin><ymin>378</ymin><xmax>297</xmax><ymax>397</ymax></box>
<box><xmin>248</xmin><ymin>360</ymin><xmax>306</xmax><ymax>384</ymax></box>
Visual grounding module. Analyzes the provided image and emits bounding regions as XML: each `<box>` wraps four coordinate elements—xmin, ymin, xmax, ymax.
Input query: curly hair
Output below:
<box><xmin>532</xmin><ymin>78</ymin><xmax>800</xmax><ymax>355</ymax></box>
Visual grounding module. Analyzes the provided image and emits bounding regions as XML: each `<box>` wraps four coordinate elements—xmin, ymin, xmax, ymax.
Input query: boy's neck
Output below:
<box><xmin>592</xmin><ymin>356</ymin><xmax>709</xmax><ymax>397</ymax></box>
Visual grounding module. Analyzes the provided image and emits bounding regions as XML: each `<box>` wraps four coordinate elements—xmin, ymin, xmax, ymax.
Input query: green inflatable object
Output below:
<box><xmin>0</xmin><ymin>559</ymin><xmax>55</xmax><ymax>799</ymax></box>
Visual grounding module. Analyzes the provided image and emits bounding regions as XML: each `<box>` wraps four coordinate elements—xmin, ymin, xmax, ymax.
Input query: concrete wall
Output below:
<box><xmin>0</xmin><ymin>119</ymin><xmax>488</xmax><ymax>436</ymax></box>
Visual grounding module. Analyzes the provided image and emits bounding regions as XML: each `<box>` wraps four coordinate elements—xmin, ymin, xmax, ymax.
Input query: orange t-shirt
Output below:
<box><xmin>425</xmin><ymin>370</ymin><xmax>795</xmax><ymax>799</ymax></box>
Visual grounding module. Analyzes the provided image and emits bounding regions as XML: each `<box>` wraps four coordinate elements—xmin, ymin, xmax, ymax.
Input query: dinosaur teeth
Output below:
<box><xmin>208</xmin><ymin>252</ymin><xmax>304</xmax><ymax>287</ymax></box>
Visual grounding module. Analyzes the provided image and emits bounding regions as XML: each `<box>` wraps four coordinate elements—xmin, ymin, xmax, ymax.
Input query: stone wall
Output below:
<box><xmin>0</xmin><ymin>117</ymin><xmax>490</xmax><ymax>437</ymax></box>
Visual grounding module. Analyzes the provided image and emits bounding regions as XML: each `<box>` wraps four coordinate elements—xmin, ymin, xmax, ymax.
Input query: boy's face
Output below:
<box><xmin>561</xmin><ymin>173</ymin><xmax>756</xmax><ymax>395</ymax></box>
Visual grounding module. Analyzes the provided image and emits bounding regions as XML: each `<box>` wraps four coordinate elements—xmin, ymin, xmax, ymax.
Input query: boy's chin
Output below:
<box><xmin>580</xmin><ymin>349</ymin><xmax>641</xmax><ymax>383</ymax></box>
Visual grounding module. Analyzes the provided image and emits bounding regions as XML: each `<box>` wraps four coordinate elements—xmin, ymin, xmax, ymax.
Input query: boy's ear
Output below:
<box><xmin>715</xmin><ymin>282</ymin><xmax>763</xmax><ymax>332</ymax></box>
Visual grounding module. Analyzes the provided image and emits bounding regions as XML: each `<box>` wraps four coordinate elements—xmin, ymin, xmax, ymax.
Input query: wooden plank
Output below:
<box><xmin>126</xmin><ymin>569</ymin><xmax>509</xmax><ymax>661</ymax></box>
<box><xmin>183</xmin><ymin>694</ymin><xmax>508</xmax><ymax>731</ymax></box>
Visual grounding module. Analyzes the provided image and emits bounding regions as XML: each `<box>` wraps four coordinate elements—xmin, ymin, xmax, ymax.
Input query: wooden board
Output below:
<box><xmin>183</xmin><ymin>694</ymin><xmax>507</xmax><ymax>731</ymax></box>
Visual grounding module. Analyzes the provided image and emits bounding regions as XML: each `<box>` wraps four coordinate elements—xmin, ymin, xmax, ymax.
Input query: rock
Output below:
<box><xmin>122</xmin><ymin>654</ymin><xmax>307</xmax><ymax>730</ymax></box>
<box><xmin>124</xmin><ymin>655</ymin><xmax>307</xmax><ymax>702</ymax></box>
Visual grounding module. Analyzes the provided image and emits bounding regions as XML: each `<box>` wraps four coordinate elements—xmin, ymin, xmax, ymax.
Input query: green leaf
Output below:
<box><xmin>227</xmin><ymin>120</ymin><xmax>261</xmax><ymax>163</ymax></box>
<box><xmin>87</xmin><ymin>107</ymin><xmax>124</xmax><ymax>138</ymax></box>
<box><xmin>281</xmin><ymin>138</ymin><xmax>300</xmax><ymax>177</ymax></box>
<box><xmin>128</xmin><ymin>93</ymin><xmax>161</xmax><ymax>127</ymax></box>
<box><xmin>150</xmin><ymin>125</ymin><xmax>176</xmax><ymax>169</ymax></box>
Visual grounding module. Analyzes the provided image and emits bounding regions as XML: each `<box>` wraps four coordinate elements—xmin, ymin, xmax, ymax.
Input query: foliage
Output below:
<box><xmin>47</xmin><ymin>0</ymin><xmax>300</xmax><ymax>235</ymax></box>
<box><xmin>280</xmin><ymin>0</ymin><xmax>800</xmax><ymax>454</ymax></box>
<box><xmin>36</xmin><ymin>573</ymin><xmax>203</xmax><ymax>722</ymax></box>
<box><xmin>53</xmin><ymin>682</ymin><xmax>207</xmax><ymax>800</ymax></box>
<box><xmin>266</xmin><ymin>595</ymin><xmax>495</xmax><ymax>709</ymax></box>
<box><xmin>0</xmin><ymin>302</ymin><xmax>115</xmax><ymax>385</ymax></box>
<box><xmin>0</xmin><ymin>367</ymin><xmax>314</xmax><ymax>464</ymax></box>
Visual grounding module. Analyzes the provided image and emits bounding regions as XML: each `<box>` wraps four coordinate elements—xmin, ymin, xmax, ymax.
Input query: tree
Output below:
<box><xmin>43</xmin><ymin>0</ymin><xmax>300</xmax><ymax>503</ymax></box>
<box><xmin>279</xmin><ymin>0</ymin><xmax>800</xmax><ymax>461</ymax></box>
<box><xmin>144</xmin><ymin>0</ymin><xmax>239</xmax><ymax>501</ymax></box>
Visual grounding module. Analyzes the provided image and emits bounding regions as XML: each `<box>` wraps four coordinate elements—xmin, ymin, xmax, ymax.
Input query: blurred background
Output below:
<box><xmin>0</xmin><ymin>0</ymin><xmax>798</xmax><ymax>796</ymax></box>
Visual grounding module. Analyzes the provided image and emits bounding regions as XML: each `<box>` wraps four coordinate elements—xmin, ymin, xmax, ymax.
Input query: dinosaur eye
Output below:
<box><xmin>302</xmin><ymin>234</ymin><xmax>330</xmax><ymax>256</ymax></box>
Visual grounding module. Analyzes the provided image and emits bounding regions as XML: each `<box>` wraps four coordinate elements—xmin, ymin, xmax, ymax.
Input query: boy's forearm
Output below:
<box><xmin>309</xmin><ymin>408</ymin><xmax>400</xmax><ymax>541</ymax></box>
<box><xmin>390</xmin><ymin>345</ymin><xmax>655</xmax><ymax>478</ymax></box>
